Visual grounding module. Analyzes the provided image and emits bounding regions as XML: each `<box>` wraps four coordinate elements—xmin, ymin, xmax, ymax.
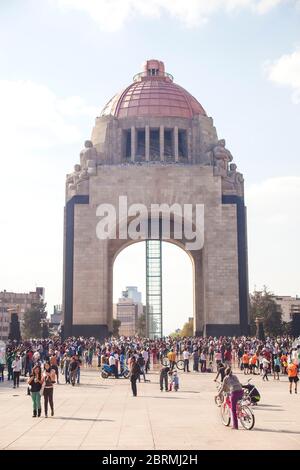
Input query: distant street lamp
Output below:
<box><xmin>255</xmin><ymin>317</ymin><xmax>265</xmax><ymax>341</ymax></box>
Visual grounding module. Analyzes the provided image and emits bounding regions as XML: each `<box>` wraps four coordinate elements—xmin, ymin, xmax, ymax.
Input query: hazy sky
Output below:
<box><xmin>0</xmin><ymin>0</ymin><xmax>299</xmax><ymax>334</ymax></box>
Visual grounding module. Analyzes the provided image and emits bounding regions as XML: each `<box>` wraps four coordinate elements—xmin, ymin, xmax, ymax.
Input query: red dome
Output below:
<box><xmin>100</xmin><ymin>60</ymin><xmax>206</xmax><ymax>119</ymax></box>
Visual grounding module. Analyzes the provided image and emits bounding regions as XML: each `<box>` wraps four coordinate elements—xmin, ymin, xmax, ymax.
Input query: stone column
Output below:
<box><xmin>174</xmin><ymin>126</ymin><xmax>179</xmax><ymax>162</ymax></box>
<box><xmin>131</xmin><ymin>126</ymin><xmax>136</xmax><ymax>162</ymax></box>
<box><xmin>187</xmin><ymin>129</ymin><xmax>192</xmax><ymax>162</ymax></box>
<box><xmin>145</xmin><ymin>125</ymin><xmax>150</xmax><ymax>161</ymax></box>
<box><xmin>160</xmin><ymin>125</ymin><xmax>164</xmax><ymax>161</ymax></box>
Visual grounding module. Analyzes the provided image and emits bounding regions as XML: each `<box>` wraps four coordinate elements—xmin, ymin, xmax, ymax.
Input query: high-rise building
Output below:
<box><xmin>116</xmin><ymin>287</ymin><xmax>144</xmax><ymax>336</ymax></box>
<box><xmin>122</xmin><ymin>286</ymin><xmax>142</xmax><ymax>304</ymax></box>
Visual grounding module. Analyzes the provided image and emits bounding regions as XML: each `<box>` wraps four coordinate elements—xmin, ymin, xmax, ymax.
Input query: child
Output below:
<box><xmin>169</xmin><ymin>370</ymin><xmax>179</xmax><ymax>391</ymax></box>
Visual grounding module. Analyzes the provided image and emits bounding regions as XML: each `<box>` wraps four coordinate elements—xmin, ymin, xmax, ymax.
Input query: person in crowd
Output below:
<box><xmin>192</xmin><ymin>349</ymin><xmax>199</xmax><ymax>372</ymax></box>
<box><xmin>262</xmin><ymin>356</ymin><xmax>270</xmax><ymax>381</ymax></box>
<box><xmin>75</xmin><ymin>354</ymin><xmax>82</xmax><ymax>384</ymax></box>
<box><xmin>12</xmin><ymin>354</ymin><xmax>22</xmax><ymax>388</ymax></box>
<box><xmin>43</xmin><ymin>362</ymin><xmax>55</xmax><ymax>417</ymax></box>
<box><xmin>109</xmin><ymin>353</ymin><xmax>118</xmax><ymax>379</ymax></box>
<box><xmin>169</xmin><ymin>370</ymin><xmax>179</xmax><ymax>391</ymax></box>
<box><xmin>287</xmin><ymin>360</ymin><xmax>299</xmax><ymax>394</ymax></box>
<box><xmin>167</xmin><ymin>349</ymin><xmax>176</xmax><ymax>371</ymax></box>
<box><xmin>69</xmin><ymin>356</ymin><xmax>79</xmax><ymax>386</ymax></box>
<box><xmin>214</xmin><ymin>362</ymin><xmax>226</xmax><ymax>383</ymax></box>
<box><xmin>182</xmin><ymin>348</ymin><xmax>190</xmax><ymax>373</ymax></box>
<box><xmin>50</xmin><ymin>353</ymin><xmax>59</xmax><ymax>384</ymax></box>
<box><xmin>242</xmin><ymin>351</ymin><xmax>250</xmax><ymax>375</ymax></box>
<box><xmin>28</xmin><ymin>365</ymin><xmax>43</xmax><ymax>417</ymax></box>
<box><xmin>215</xmin><ymin>367</ymin><xmax>244</xmax><ymax>430</ymax></box>
<box><xmin>129</xmin><ymin>356</ymin><xmax>140</xmax><ymax>397</ymax></box>
<box><xmin>273</xmin><ymin>354</ymin><xmax>281</xmax><ymax>380</ymax></box>
<box><xmin>137</xmin><ymin>353</ymin><xmax>146</xmax><ymax>382</ymax></box>
<box><xmin>159</xmin><ymin>364</ymin><xmax>170</xmax><ymax>392</ymax></box>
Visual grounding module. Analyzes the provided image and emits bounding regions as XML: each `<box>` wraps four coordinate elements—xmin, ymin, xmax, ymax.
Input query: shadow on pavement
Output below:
<box><xmin>53</xmin><ymin>417</ymin><xmax>114</xmax><ymax>422</ymax></box>
<box><xmin>255</xmin><ymin>428</ymin><xmax>300</xmax><ymax>435</ymax></box>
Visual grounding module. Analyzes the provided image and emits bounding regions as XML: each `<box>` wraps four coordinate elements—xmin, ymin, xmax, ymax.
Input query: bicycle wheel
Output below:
<box><xmin>176</xmin><ymin>360</ymin><xmax>184</xmax><ymax>370</ymax></box>
<box><xmin>239</xmin><ymin>405</ymin><xmax>255</xmax><ymax>430</ymax></box>
<box><xmin>221</xmin><ymin>403</ymin><xmax>231</xmax><ymax>426</ymax></box>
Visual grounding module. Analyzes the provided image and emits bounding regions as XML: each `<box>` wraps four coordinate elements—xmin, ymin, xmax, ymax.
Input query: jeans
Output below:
<box><xmin>31</xmin><ymin>391</ymin><xmax>41</xmax><ymax>413</ymax></box>
<box><xmin>131</xmin><ymin>377</ymin><xmax>137</xmax><ymax>396</ymax></box>
<box><xmin>184</xmin><ymin>359</ymin><xmax>190</xmax><ymax>372</ymax></box>
<box><xmin>139</xmin><ymin>366</ymin><xmax>146</xmax><ymax>382</ymax></box>
<box><xmin>160</xmin><ymin>373</ymin><xmax>168</xmax><ymax>390</ymax></box>
<box><xmin>13</xmin><ymin>371</ymin><xmax>20</xmax><ymax>387</ymax></box>
<box><xmin>44</xmin><ymin>388</ymin><xmax>54</xmax><ymax>415</ymax></box>
<box><xmin>231</xmin><ymin>390</ymin><xmax>244</xmax><ymax>429</ymax></box>
<box><xmin>0</xmin><ymin>365</ymin><xmax>4</xmax><ymax>381</ymax></box>
<box><xmin>76</xmin><ymin>367</ymin><xmax>80</xmax><ymax>383</ymax></box>
<box><xmin>8</xmin><ymin>366</ymin><xmax>13</xmax><ymax>381</ymax></box>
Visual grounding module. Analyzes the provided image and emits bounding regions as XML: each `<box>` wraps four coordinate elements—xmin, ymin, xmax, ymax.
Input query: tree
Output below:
<box><xmin>112</xmin><ymin>319</ymin><xmax>121</xmax><ymax>336</ymax></box>
<box><xmin>291</xmin><ymin>314</ymin><xmax>300</xmax><ymax>337</ymax></box>
<box><xmin>250</xmin><ymin>287</ymin><xmax>282</xmax><ymax>337</ymax></box>
<box><xmin>23</xmin><ymin>301</ymin><xmax>47</xmax><ymax>339</ymax></box>
<box><xmin>137</xmin><ymin>313</ymin><xmax>146</xmax><ymax>337</ymax></box>
<box><xmin>180</xmin><ymin>318</ymin><xmax>194</xmax><ymax>337</ymax></box>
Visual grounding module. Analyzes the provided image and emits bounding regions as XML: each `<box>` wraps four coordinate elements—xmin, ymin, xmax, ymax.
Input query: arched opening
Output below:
<box><xmin>113</xmin><ymin>241</ymin><xmax>194</xmax><ymax>336</ymax></box>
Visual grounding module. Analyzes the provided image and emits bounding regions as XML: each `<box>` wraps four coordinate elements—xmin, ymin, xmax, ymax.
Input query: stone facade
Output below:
<box><xmin>0</xmin><ymin>288</ymin><xmax>45</xmax><ymax>340</ymax></box>
<box><xmin>62</xmin><ymin>60</ymin><xmax>249</xmax><ymax>339</ymax></box>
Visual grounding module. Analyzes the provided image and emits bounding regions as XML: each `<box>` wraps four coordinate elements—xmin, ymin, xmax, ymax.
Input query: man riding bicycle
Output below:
<box><xmin>215</xmin><ymin>367</ymin><xmax>244</xmax><ymax>430</ymax></box>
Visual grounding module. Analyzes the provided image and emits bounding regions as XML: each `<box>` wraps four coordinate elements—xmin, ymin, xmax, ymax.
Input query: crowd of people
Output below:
<box><xmin>0</xmin><ymin>334</ymin><xmax>299</xmax><ymax>424</ymax></box>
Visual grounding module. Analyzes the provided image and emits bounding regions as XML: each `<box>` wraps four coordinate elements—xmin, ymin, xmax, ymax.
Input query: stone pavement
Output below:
<box><xmin>0</xmin><ymin>366</ymin><xmax>299</xmax><ymax>450</ymax></box>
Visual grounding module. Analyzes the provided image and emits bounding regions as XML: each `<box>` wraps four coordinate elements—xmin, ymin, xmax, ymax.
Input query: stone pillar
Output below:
<box><xmin>160</xmin><ymin>125</ymin><xmax>164</xmax><ymax>161</ymax></box>
<box><xmin>145</xmin><ymin>125</ymin><xmax>150</xmax><ymax>161</ymax></box>
<box><xmin>187</xmin><ymin>129</ymin><xmax>192</xmax><ymax>161</ymax></box>
<box><xmin>174</xmin><ymin>126</ymin><xmax>179</xmax><ymax>162</ymax></box>
<box><xmin>131</xmin><ymin>126</ymin><xmax>136</xmax><ymax>162</ymax></box>
<box><xmin>255</xmin><ymin>317</ymin><xmax>265</xmax><ymax>341</ymax></box>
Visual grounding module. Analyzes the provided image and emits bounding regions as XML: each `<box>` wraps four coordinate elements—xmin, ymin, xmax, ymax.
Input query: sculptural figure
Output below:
<box><xmin>212</xmin><ymin>139</ymin><xmax>233</xmax><ymax>176</ymax></box>
<box><xmin>223</xmin><ymin>163</ymin><xmax>244</xmax><ymax>196</ymax></box>
<box><xmin>80</xmin><ymin>140</ymin><xmax>98</xmax><ymax>168</ymax></box>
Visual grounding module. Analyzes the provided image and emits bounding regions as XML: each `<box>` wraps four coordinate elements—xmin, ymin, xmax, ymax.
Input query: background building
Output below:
<box><xmin>115</xmin><ymin>286</ymin><xmax>144</xmax><ymax>336</ymax></box>
<box><xmin>50</xmin><ymin>304</ymin><xmax>62</xmax><ymax>332</ymax></box>
<box><xmin>122</xmin><ymin>286</ymin><xmax>142</xmax><ymax>304</ymax></box>
<box><xmin>0</xmin><ymin>287</ymin><xmax>45</xmax><ymax>341</ymax></box>
<box><xmin>272</xmin><ymin>295</ymin><xmax>300</xmax><ymax>323</ymax></box>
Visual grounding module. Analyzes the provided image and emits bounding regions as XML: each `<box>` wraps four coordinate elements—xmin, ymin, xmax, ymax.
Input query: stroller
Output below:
<box><xmin>242</xmin><ymin>379</ymin><xmax>261</xmax><ymax>405</ymax></box>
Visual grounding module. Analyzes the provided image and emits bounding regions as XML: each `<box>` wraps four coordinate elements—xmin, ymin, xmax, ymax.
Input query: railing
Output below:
<box><xmin>133</xmin><ymin>71</ymin><xmax>174</xmax><ymax>82</ymax></box>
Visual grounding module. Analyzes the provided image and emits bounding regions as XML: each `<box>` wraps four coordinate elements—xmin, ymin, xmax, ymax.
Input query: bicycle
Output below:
<box><xmin>220</xmin><ymin>392</ymin><xmax>255</xmax><ymax>430</ymax></box>
<box><xmin>160</xmin><ymin>356</ymin><xmax>185</xmax><ymax>371</ymax></box>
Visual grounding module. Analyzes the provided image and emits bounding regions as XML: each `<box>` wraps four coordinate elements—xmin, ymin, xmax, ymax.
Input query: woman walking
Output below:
<box><xmin>28</xmin><ymin>365</ymin><xmax>43</xmax><ymax>417</ymax></box>
<box><xmin>129</xmin><ymin>356</ymin><xmax>140</xmax><ymax>397</ymax></box>
<box><xmin>43</xmin><ymin>362</ymin><xmax>55</xmax><ymax>417</ymax></box>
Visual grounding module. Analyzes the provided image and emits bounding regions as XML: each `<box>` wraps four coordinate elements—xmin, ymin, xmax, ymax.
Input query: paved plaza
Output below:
<box><xmin>0</xmin><ymin>365</ymin><xmax>299</xmax><ymax>450</ymax></box>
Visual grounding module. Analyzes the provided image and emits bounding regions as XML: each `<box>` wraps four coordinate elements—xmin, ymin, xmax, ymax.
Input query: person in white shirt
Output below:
<box><xmin>142</xmin><ymin>349</ymin><xmax>149</xmax><ymax>373</ymax></box>
<box><xmin>262</xmin><ymin>357</ymin><xmax>270</xmax><ymax>381</ymax></box>
<box><xmin>12</xmin><ymin>355</ymin><xmax>22</xmax><ymax>388</ymax></box>
<box><xmin>109</xmin><ymin>354</ymin><xmax>118</xmax><ymax>378</ymax></box>
<box><xmin>182</xmin><ymin>349</ymin><xmax>190</xmax><ymax>372</ymax></box>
